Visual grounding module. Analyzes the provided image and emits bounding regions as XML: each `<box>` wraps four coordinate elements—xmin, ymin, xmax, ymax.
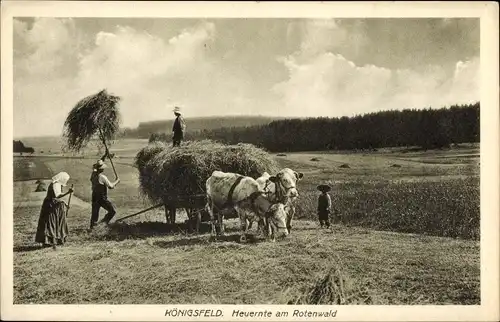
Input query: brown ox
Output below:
<box><xmin>205</xmin><ymin>171</ymin><xmax>289</xmax><ymax>243</ymax></box>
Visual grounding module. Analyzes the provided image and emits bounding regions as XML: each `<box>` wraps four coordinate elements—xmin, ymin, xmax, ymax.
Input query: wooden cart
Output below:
<box><xmin>115</xmin><ymin>193</ymin><xmax>211</xmax><ymax>233</ymax></box>
<box><xmin>163</xmin><ymin>193</ymin><xmax>210</xmax><ymax>232</ymax></box>
<box><xmin>115</xmin><ymin>192</ymin><xmax>240</xmax><ymax>233</ymax></box>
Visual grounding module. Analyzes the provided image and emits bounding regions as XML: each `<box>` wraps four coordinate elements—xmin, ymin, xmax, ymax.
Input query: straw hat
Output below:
<box><xmin>173</xmin><ymin>106</ymin><xmax>182</xmax><ymax>114</ymax></box>
<box><xmin>317</xmin><ymin>184</ymin><xmax>332</xmax><ymax>192</ymax></box>
<box><xmin>93</xmin><ymin>159</ymin><xmax>108</xmax><ymax>170</ymax></box>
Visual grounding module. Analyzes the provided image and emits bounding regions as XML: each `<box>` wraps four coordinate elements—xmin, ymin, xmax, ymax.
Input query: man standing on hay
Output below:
<box><xmin>89</xmin><ymin>158</ymin><xmax>120</xmax><ymax>229</ymax></box>
<box><xmin>172</xmin><ymin>106</ymin><xmax>186</xmax><ymax>147</ymax></box>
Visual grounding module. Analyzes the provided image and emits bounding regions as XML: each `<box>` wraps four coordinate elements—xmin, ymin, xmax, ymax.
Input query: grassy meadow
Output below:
<box><xmin>278</xmin><ymin>148</ymin><xmax>480</xmax><ymax>240</ymax></box>
<box><xmin>12</xmin><ymin>138</ymin><xmax>480</xmax><ymax>304</ymax></box>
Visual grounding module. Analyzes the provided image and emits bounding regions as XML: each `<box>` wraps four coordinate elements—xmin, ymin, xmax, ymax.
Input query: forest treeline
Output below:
<box><xmin>147</xmin><ymin>103</ymin><xmax>480</xmax><ymax>152</ymax></box>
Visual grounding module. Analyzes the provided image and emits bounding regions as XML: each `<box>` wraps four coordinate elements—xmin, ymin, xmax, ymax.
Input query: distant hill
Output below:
<box><xmin>121</xmin><ymin>115</ymin><xmax>285</xmax><ymax>139</ymax></box>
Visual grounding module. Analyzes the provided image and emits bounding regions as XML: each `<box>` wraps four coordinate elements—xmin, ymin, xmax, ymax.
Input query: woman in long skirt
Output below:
<box><xmin>35</xmin><ymin>172</ymin><xmax>74</xmax><ymax>249</ymax></box>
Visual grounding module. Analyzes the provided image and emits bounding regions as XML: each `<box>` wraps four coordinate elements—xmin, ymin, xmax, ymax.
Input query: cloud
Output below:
<box><xmin>14</xmin><ymin>20</ymin><xmax>261</xmax><ymax>137</ymax></box>
<box><xmin>14</xmin><ymin>18</ymin><xmax>82</xmax><ymax>137</ymax></box>
<box><xmin>77</xmin><ymin>23</ymin><xmax>215</xmax><ymax>91</ymax></box>
<box><xmin>299</xmin><ymin>19</ymin><xmax>346</xmax><ymax>58</ymax></box>
<box><xmin>14</xmin><ymin>18</ymin><xmax>78</xmax><ymax>76</ymax></box>
<box><xmin>448</xmin><ymin>57</ymin><xmax>480</xmax><ymax>103</ymax></box>
<box><xmin>295</xmin><ymin>19</ymin><xmax>368</xmax><ymax>63</ymax></box>
<box><xmin>273</xmin><ymin>21</ymin><xmax>480</xmax><ymax>118</ymax></box>
<box><xmin>74</xmin><ymin>21</ymin><xmax>261</xmax><ymax>125</ymax></box>
<box><xmin>13</xmin><ymin>18</ymin><xmax>480</xmax><ymax>137</ymax></box>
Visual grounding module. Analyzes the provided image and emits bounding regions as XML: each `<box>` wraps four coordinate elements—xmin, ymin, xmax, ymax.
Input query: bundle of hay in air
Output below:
<box><xmin>134</xmin><ymin>140</ymin><xmax>279</xmax><ymax>203</ymax></box>
<box><xmin>63</xmin><ymin>89</ymin><xmax>121</xmax><ymax>177</ymax></box>
<box><xmin>63</xmin><ymin>89</ymin><xmax>121</xmax><ymax>152</ymax></box>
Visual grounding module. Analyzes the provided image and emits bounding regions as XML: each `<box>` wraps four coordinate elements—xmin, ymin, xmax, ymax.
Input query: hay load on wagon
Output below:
<box><xmin>134</xmin><ymin>140</ymin><xmax>279</xmax><ymax>204</ymax></box>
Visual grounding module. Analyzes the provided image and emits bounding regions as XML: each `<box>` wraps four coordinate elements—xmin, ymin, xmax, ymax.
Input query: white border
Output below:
<box><xmin>1</xmin><ymin>1</ymin><xmax>499</xmax><ymax>321</ymax></box>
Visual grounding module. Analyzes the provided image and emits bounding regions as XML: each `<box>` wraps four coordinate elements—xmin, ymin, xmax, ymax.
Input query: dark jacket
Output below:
<box><xmin>317</xmin><ymin>193</ymin><xmax>332</xmax><ymax>213</ymax></box>
<box><xmin>90</xmin><ymin>172</ymin><xmax>114</xmax><ymax>200</ymax></box>
<box><xmin>172</xmin><ymin>115</ymin><xmax>186</xmax><ymax>138</ymax></box>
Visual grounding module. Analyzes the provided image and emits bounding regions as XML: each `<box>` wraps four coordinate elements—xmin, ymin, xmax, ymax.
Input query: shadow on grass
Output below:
<box><xmin>153</xmin><ymin>232</ymin><xmax>261</xmax><ymax>249</ymax></box>
<box><xmin>14</xmin><ymin>244</ymin><xmax>49</xmax><ymax>252</ymax></box>
<box><xmin>86</xmin><ymin>221</ymin><xmax>196</xmax><ymax>241</ymax></box>
<box><xmin>291</xmin><ymin>226</ymin><xmax>322</xmax><ymax>231</ymax></box>
<box><xmin>153</xmin><ymin>236</ymin><xmax>211</xmax><ymax>248</ymax></box>
<box><xmin>81</xmin><ymin>219</ymin><xmax>341</xmax><ymax>244</ymax></box>
<box><xmin>85</xmin><ymin>221</ymin><xmax>245</xmax><ymax>242</ymax></box>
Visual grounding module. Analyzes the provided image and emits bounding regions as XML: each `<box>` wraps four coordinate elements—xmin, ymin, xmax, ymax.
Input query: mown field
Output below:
<box><xmin>12</xmin><ymin>139</ymin><xmax>480</xmax><ymax>304</ymax></box>
<box><xmin>277</xmin><ymin>148</ymin><xmax>480</xmax><ymax>240</ymax></box>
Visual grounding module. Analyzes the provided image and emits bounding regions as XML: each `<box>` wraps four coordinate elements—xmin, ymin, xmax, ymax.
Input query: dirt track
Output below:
<box><xmin>14</xmin><ymin>180</ymin><xmax>191</xmax><ymax>223</ymax></box>
<box><xmin>14</xmin><ymin>180</ymin><xmax>91</xmax><ymax>209</ymax></box>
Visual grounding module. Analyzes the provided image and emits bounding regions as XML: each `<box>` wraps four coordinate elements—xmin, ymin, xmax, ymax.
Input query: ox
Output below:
<box><xmin>255</xmin><ymin>168</ymin><xmax>304</xmax><ymax>234</ymax></box>
<box><xmin>205</xmin><ymin>171</ymin><xmax>289</xmax><ymax>243</ymax></box>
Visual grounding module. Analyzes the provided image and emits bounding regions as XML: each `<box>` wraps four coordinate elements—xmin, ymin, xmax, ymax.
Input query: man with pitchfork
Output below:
<box><xmin>89</xmin><ymin>148</ymin><xmax>120</xmax><ymax>230</ymax></box>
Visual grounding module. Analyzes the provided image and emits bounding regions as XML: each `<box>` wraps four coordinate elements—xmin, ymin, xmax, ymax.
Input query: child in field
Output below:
<box><xmin>317</xmin><ymin>184</ymin><xmax>332</xmax><ymax>228</ymax></box>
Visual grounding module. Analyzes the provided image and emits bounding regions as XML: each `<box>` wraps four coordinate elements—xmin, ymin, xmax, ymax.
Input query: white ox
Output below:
<box><xmin>205</xmin><ymin>171</ymin><xmax>289</xmax><ymax>243</ymax></box>
<box><xmin>255</xmin><ymin>168</ymin><xmax>304</xmax><ymax>234</ymax></box>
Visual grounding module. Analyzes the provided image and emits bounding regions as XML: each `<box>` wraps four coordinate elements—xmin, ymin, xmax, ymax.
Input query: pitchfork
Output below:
<box><xmin>66</xmin><ymin>184</ymin><xmax>74</xmax><ymax>217</ymax></box>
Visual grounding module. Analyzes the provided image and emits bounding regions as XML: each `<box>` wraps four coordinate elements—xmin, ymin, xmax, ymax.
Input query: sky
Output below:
<box><xmin>13</xmin><ymin>18</ymin><xmax>480</xmax><ymax>137</ymax></box>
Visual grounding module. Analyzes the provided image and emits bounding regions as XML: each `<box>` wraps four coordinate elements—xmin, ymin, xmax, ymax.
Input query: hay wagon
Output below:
<box><xmin>115</xmin><ymin>192</ymin><xmax>208</xmax><ymax>230</ymax></box>
<box><xmin>116</xmin><ymin>192</ymin><xmax>216</xmax><ymax>233</ymax></box>
<box><xmin>162</xmin><ymin>193</ymin><xmax>239</xmax><ymax>232</ymax></box>
<box><xmin>129</xmin><ymin>140</ymin><xmax>280</xmax><ymax>232</ymax></box>
<box><xmin>163</xmin><ymin>193</ymin><xmax>210</xmax><ymax>232</ymax></box>
<box><xmin>116</xmin><ymin>191</ymin><xmax>239</xmax><ymax>233</ymax></box>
